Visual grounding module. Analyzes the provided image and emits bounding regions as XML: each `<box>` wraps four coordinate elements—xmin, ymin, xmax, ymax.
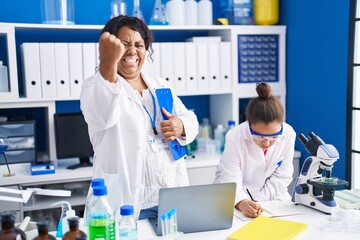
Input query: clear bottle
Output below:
<box><xmin>198</xmin><ymin>0</ymin><xmax>213</xmax><ymax>25</ymax></box>
<box><xmin>86</xmin><ymin>186</ymin><xmax>115</xmax><ymax>240</ymax></box>
<box><xmin>0</xmin><ymin>61</ymin><xmax>9</xmax><ymax>93</ymax></box>
<box><xmin>199</xmin><ymin>118</ymin><xmax>212</xmax><ymax>139</ymax></box>
<box><xmin>33</xmin><ymin>221</ymin><xmax>57</xmax><ymax>240</ymax></box>
<box><xmin>149</xmin><ymin>0</ymin><xmax>169</xmax><ymax>25</ymax></box>
<box><xmin>229</xmin><ymin>0</ymin><xmax>254</xmax><ymax>25</ymax></box>
<box><xmin>214</xmin><ymin>124</ymin><xmax>225</xmax><ymax>153</ymax></box>
<box><xmin>86</xmin><ymin>178</ymin><xmax>105</xmax><ymax>206</ymax></box>
<box><xmin>62</xmin><ymin>217</ymin><xmax>87</xmax><ymax>240</ymax></box>
<box><xmin>166</xmin><ymin>0</ymin><xmax>185</xmax><ymax>26</ymax></box>
<box><xmin>0</xmin><ymin>212</ymin><xmax>26</xmax><ymax>240</ymax></box>
<box><xmin>184</xmin><ymin>0</ymin><xmax>198</xmax><ymax>25</ymax></box>
<box><xmin>110</xmin><ymin>0</ymin><xmax>127</xmax><ymax>19</ymax></box>
<box><xmin>118</xmin><ymin>205</ymin><xmax>137</xmax><ymax>240</ymax></box>
<box><xmin>132</xmin><ymin>0</ymin><xmax>144</xmax><ymax>21</ymax></box>
<box><xmin>221</xmin><ymin>120</ymin><xmax>236</xmax><ymax>152</ymax></box>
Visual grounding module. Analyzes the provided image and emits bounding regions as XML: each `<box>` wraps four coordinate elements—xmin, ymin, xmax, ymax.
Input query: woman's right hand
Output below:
<box><xmin>99</xmin><ymin>31</ymin><xmax>125</xmax><ymax>83</ymax></box>
<box><xmin>236</xmin><ymin>199</ymin><xmax>263</xmax><ymax>218</ymax></box>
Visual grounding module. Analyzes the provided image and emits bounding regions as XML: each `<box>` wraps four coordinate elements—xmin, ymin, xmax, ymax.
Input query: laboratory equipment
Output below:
<box><xmin>253</xmin><ymin>0</ymin><xmax>278</xmax><ymax>25</ymax></box>
<box><xmin>133</xmin><ymin>0</ymin><xmax>144</xmax><ymax>21</ymax></box>
<box><xmin>110</xmin><ymin>0</ymin><xmax>127</xmax><ymax>18</ymax></box>
<box><xmin>0</xmin><ymin>61</ymin><xmax>9</xmax><ymax>92</ymax></box>
<box><xmin>50</xmin><ymin>201</ymin><xmax>77</xmax><ymax>237</ymax></box>
<box><xmin>118</xmin><ymin>205</ymin><xmax>137</xmax><ymax>239</ymax></box>
<box><xmin>0</xmin><ymin>130</ymin><xmax>14</xmax><ymax>177</ymax></box>
<box><xmin>62</xmin><ymin>217</ymin><xmax>87</xmax><ymax>240</ymax></box>
<box><xmin>86</xmin><ymin>186</ymin><xmax>115</xmax><ymax>240</ymax></box>
<box><xmin>149</xmin><ymin>0</ymin><xmax>168</xmax><ymax>25</ymax></box>
<box><xmin>166</xmin><ymin>0</ymin><xmax>185</xmax><ymax>26</ymax></box>
<box><xmin>33</xmin><ymin>221</ymin><xmax>56</xmax><ymax>240</ymax></box>
<box><xmin>184</xmin><ymin>0</ymin><xmax>198</xmax><ymax>25</ymax></box>
<box><xmin>198</xmin><ymin>0</ymin><xmax>213</xmax><ymax>25</ymax></box>
<box><xmin>160</xmin><ymin>208</ymin><xmax>182</xmax><ymax>239</ymax></box>
<box><xmin>292</xmin><ymin>132</ymin><xmax>348</xmax><ymax>214</ymax></box>
<box><xmin>40</xmin><ymin>0</ymin><xmax>75</xmax><ymax>24</ymax></box>
<box><xmin>0</xmin><ymin>212</ymin><xmax>26</xmax><ymax>240</ymax></box>
<box><xmin>228</xmin><ymin>0</ymin><xmax>254</xmax><ymax>25</ymax></box>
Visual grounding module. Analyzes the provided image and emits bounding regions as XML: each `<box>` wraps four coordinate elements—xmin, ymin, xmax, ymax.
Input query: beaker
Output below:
<box><xmin>40</xmin><ymin>0</ymin><xmax>75</xmax><ymax>24</ymax></box>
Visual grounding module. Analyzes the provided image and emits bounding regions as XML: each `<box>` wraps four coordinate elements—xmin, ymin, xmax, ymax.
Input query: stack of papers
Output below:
<box><xmin>227</xmin><ymin>216</ymin><xmax>308</xmax><ymax>240</ymax></box>
<box><xmin>234</xmin><ymin>201</ymin><xmax>303</xmax><ymax>221</ymax></box>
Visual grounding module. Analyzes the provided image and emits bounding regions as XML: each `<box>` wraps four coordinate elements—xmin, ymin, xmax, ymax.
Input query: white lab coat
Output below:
<box><xmin>214</xmin><ymin>121</ymin><xmax>296</xmax><ymax>205</ymax></box>
<box><xmin>80</xmin><ymin>71</ymin><xmax>199</xmax><ymax>218</ymax></box>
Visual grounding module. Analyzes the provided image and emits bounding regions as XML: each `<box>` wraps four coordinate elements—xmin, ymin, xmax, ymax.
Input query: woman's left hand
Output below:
<box><xmin>160</xmin><ymin>108</ymin><xmax>185</xmax><ymax>141</ymax></box>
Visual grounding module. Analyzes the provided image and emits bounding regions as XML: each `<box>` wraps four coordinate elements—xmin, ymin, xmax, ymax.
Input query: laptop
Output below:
<box><xmin>149</xmin><ymin>182</ymin><xmax>236</xmax><ymax>236</ymax></box>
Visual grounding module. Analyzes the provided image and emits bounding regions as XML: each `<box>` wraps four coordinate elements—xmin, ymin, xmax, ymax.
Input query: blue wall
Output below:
<box><xmin>0</xmin><ymin>0</ymin><xmax>351</xmax><ymax>180</ymax></box>
<box><xmin>279</xmin><ymin>0</ymin><xmax>350</xmax><ymax>180</ymax></box>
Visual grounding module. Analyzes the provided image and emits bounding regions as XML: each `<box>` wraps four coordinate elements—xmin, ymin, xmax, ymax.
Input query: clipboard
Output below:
<box><xmin>155</xmin><ymin>88</ymin><xmax>186</xmax><ymax>160</ymax></box>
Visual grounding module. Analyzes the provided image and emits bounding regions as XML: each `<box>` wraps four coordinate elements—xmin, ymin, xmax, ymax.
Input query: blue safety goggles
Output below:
<box><xmin>249</xmin><ymin>123</ymin><xmax>283</xmax><ymax>141</ymax></box>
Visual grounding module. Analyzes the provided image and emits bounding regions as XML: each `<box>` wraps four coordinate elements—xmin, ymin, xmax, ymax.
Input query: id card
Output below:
<box><xmin>148</xmin><ymin>133</ymin><xmax>170</xmax><ymax>152</ymax></box>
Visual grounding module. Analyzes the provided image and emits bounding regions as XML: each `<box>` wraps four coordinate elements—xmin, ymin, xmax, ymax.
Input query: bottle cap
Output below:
<box><xmin>228</xmin><ymin>120</ymin><xmax>236</xmax><ymax>126</ymax></box>
<box><xmin>66</xmin><ymin>209</ymin><xmax>76</xmax><ymax>217</ymax></box>
<box><xmin>93</xmin><ymin>186</ymin><xmax>107</xmax><ymax>196</ymax></box>
<box><xmin>91</xmin><ymin>178</ymin><xmax>105</xmax><ymax>188</ymax></box>
<box><xmin>67</xmin><ymin>217</ymin><xmax>79</xmax><ymax>226</ymax></box>
<box><xmin>36</xmin><ymin>220</ymin><xmax>50</xmax><ymax>231</ymax></box>
<box><xmin>120</xmin><ymin>205</ymin><xmax>134</xmax><ymax>216</ymax></box>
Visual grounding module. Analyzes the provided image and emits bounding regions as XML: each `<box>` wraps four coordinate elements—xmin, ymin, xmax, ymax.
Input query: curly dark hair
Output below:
<box><xmin>246</xmin><ymin>82</ymin><xmax>284</xmax><ymax>124</ymax></box>
<box><xmin>101</xmin><ymin>15</ymin><xmax>154</xmax><ymax>60</ymax></box>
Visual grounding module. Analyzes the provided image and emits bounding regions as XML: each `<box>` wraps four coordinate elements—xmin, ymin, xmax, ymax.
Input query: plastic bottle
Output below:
<box><xmin>166</xmin><ymin>0</ymin><xmax>185</xmax><ymax>26</ymax></box>
<box><xmin>221</xmin><ymin>120</ymin><xmax>236</xmax><ymax>152</ymax></box>
<box><xmin>0</xmin><ymin>212</ymin><xmax>26</xmax><ymax>240</ymax></box>
<box><xmin>184</xmin><ymin>0</ymin><xmax>198</xmax><ymax>25</ymax></box>
<box><xmin>118</xmin><ymin>205</ymin><xmax>137</xmax><ymax>240</ymax></box>
<box><xmin>86</xmin><ymin>186</ymin><xmax>115</xmax><ymax>240</ymax></box>
<box><xmin>50</xmin><ymin>201</ymin><xmax>77</xmax><ymax>238</ymax></box>
<box><xmin>229</xmin><ymin>0</ymin><xmax>254</xmax><ymax>25</ymax></box>
<box><xmin>110</xmin><ymin>0</ymin><xmax>127</xmax><ymax>19</ymax></box>
<box><xmin>62</xmin><ymin>217</ymin><xmax>87</xmax><ymax>240</ymax></box>
<box><xmin>214</xmin><ymin>124</ymin><xmax>225</xmax><ymax>153</ymax></box>
<box><xmin>0</xmin><ymin>61</ymin><xmax>9</xmax><ymax>93</ymax></box>
<box><xmin>253</xmin><ymin>0</ymin><xmax>278</xmax><ymax>25</ymax></box>
<box><xmin>33</xmin><ymin>221</ymin><xmax>57</xmax><ymax>240</ymax></box>
<box><xmin>198</xmin><ymin>0</ymin><xmax>213</xmax><ymax>25</ymax></box>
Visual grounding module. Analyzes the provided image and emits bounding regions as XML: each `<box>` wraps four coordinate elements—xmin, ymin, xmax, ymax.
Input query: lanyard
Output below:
<box><xmin>142</xmin><ymin>92</ymin><xmax>158</xmax><ymax>135</ymax></box>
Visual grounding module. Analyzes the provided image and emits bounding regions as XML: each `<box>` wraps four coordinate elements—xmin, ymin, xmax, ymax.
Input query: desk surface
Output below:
<box><xmin>137</xmin><ymin>203</ymin><xmax>360</xmax><ymax>240</ymax></box>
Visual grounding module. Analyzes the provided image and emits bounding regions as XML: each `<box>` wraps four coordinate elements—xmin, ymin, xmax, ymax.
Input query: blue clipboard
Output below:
<box><xmin>155</xmin><ymin>88</ymin><xmax>186</xmax><ymax>160</ymax></box>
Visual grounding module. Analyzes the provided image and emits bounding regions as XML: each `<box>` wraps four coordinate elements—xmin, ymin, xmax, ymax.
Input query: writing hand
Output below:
<box><xmin>160</xmin><ymin>108</ymin><xmax>185</xmax><ymax>141</ymax></box>
<box><xmin>99</xmin><ymin>32</ymin><xmax>125</xmax><ymax>83</ymax></box>
<box><xmin>236</xmin><ymin>199</ymin><xmax>263</xmax><ymax>218</ymax></box>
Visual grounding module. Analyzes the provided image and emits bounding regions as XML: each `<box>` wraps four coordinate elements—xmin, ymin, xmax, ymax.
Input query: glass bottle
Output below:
<box><xmin>221</xmin><ymin>120</ymin><xmax>236</xmax><ymax>152</ymax></box>
<box><xmin>86</xmin><ymin>186</ymin><xmax>115</xmax><ymax>240</ymax></box>
<box><xmin>110</xmin><ymin>0</ymin><xmax>127</xmax><ymax>19</ymax></box>
<box><xmin>149</xmin><ymin>0</ymin><xmax>168</xmax><ymax>25</ymax></box>
<box><xmin>0</xmin><ymin>212</ymin><xmax>26</xmax><ymax>240</ymax></box>
<box><xmin>33</xmin><ymin>221</ymin><xmax>56</xmax><ymax>240</ymax></box>
<box><xmin>62</xmin><ymin>217</ymin><xmax>87</xmax><ymax>240</ymax></box>
<box><xmin>132</xmin><ymin>0</ymin><xmax>144</xmax><ymax>21</ymax></box>
<box><xmin>118</xmin><ymin>205</ymin><xmax>137</xmax><ymax>240</ymax></box>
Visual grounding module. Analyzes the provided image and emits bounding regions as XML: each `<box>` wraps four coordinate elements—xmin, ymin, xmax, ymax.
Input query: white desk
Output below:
<box><xmin>137</xmin><ymin>204</ymin><xmax>360</xmax><ymax>240</ymax></box>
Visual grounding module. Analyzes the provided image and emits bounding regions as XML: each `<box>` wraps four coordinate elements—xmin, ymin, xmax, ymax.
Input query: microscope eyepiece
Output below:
<box><xmin>298</xmin><ymin>134</ymin><xmax>309</xmax><ymax>145</ymax></box>
<box><xmin>309</xmin><ymin>132</ymin><xmax>325</xmax><ymax>145</ymax></box>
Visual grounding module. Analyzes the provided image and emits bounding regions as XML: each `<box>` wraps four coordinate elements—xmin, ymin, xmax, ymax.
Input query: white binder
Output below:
<box><xmin>54</xmin><ymin>43</ymin><xmax>70</xmax><ymax>98</ymax></box>
<box><xmin>68</xmin><ymin>43</ymin><xmax>83</xmax><ymax>98</ymax></box>
<box><xmin>39</xmin><ymin>43</ymin><xmax>56</xmax><ymax>98</ymax></box>
<box><xmin>196</xmin><ymin>42</ymin><xmax>209</xmax><ymax>92</ymax></box>
<box><xmin>20</xmin><ymin>43</ymin><xmax>42</xmax><ymax>99</ymax></box>
<box><xmin>82</xmin><ymin>42</ymin><xmax>96</xmax><ymax>81</ymax></box>
<box><xmin>185</xmin><ymin>42</ymin><xmax>198</xmax><ymax>93</ymax></box>
<box><xmin>95</xmin><ymin>42</ymin><xmax>100</xmax><ymax>68</ymax></box>
<box><xmin>173</xmin><ymin>42</ymin><xmax>186</xmax><ymax>93</ymax></box>
<box><xmin>142</xmin><ymin>42</ymin><xmax>161</xmax><ymax>77</ymax></box>
<box><xmin>208</xmin><ymin>42</ymin><xmax>220</xmax><ymax>91</ymax></box>
<box><xmin>160</xmin><ymin>42</ymin><xmax>174</xmax><ymax>85</ymax></box>
<box><xmin>220</xmin><ymin>42</ymin><xmax>232</xmax><ymax>91</ymax></box>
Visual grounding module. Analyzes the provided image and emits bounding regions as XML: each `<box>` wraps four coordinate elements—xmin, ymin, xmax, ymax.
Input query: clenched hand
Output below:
<box><xmin>160</xmin><ymin>108</ymin><xmax>185</xmax><ymax>141</ymax></box>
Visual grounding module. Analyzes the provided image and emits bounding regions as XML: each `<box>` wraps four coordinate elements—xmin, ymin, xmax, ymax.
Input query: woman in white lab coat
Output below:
<box><xmin>80</xmin><ymin>16</ymin><xmax>199</xmax><ymax>219</ymax></box>
<box><xmin>214</xmin><ymin>82</ymin><xmax>296</xmax><ymax>218</ymax></box>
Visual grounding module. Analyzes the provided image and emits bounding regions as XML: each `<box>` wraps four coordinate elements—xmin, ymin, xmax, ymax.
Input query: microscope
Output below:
<box><xmin>292</xmin><ymin>132</ymin><xmax>348</xmax><ymax>214</ymax></box>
